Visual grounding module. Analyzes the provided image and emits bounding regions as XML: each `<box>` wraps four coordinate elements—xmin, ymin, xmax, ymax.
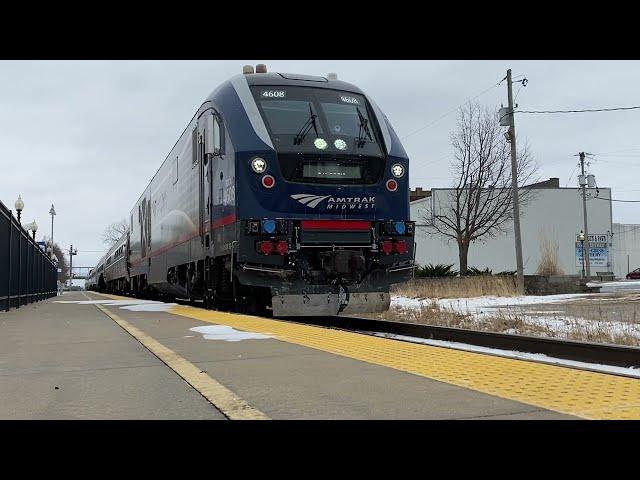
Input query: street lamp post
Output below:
<box><xmin>30</xmin><ymin>220</ymin><xmax>37</xmax><ymax>241</ymax></box>
<box><xmin>579</xmin><ymin>230</ymin><xmax>586</xmax><ymax>279</ymax></box>
<box><xmin>49</xmin><ymin>204</ymin><xmax>56</xmax><ymax>247</ymax></box>
<box><xmin>14</xmin><ymin>196</ymin><xmax>24</xmax><ymax>308</ymax></box>
<box><xmin>14</xmin><ymin>195</ymin><xmax>24</xmax><ymax>224</ymax></box>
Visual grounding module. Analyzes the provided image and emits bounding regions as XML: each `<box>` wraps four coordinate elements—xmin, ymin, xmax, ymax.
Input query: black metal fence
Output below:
<box><xmin>1</xmin><ymin>200</ymin><xmax>58</xmax><ymax>311</ymax></box>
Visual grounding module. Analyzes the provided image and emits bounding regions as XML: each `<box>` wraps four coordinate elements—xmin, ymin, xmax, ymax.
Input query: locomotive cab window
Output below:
<box><xmin>191</xmin><ymin>127</ymin><xmax>198</xmax><ymax>167</ymax></box>
<box><xmin>173</xmin><ymin>156</ymin><xmax>179</xmax><ymax>184</ymax></box>
<box><xmin>213</xmin><ymin>116</ymin><xmax>222</xmax><ymax>155</ymax></box>
<box><xmin>251</xmin><ymin>86</ymin><xmax>385</xmax><ymax>185</ymax></box>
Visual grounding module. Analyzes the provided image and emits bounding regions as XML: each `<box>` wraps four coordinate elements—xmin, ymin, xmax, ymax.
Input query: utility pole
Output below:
<box><xmin>506</xmin><ymin>69</ymin><xmax>525</xmax><ymax>294</ymax></box>
<box><xmin>68</xmin><ymin>244</ymin><xmax>78</xmax><ymax>289</ymax></box>
<box><xmin>579</xmin><ymin>152</ymin><xmax>591</xmax><ymax>281</ymax></box>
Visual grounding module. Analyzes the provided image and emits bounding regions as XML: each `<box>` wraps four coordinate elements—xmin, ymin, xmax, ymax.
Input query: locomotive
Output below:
<box><xmin>87</xmin><ymin>65</ymin><xmax>415</xmax><ymax>316</ymax></box>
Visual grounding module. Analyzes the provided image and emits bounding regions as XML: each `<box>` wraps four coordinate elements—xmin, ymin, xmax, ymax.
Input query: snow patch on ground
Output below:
<box><xmin>56</xmin><ymin>299</ymin><xmax>156</xmax><ymax>306</ymax></box>
<box><xmin>391</xmin><ymin>293</ymin><xmax>591</xmax><ymax>318</ymax></box>
<box><xmin>370</xmin><ymin>332</ymin><xmax>640</xmax><ymax>378</ymax></box>
<box><xmin>587</xmin><ymin>280</ymin><xmax>640</xmax><ymax>288</ymax></box>
<box><xmin>55</xmin><ymin>299</ymin><xmax>176</xmax><ymax>312</ymax></box>
<box><xmin>120</xmin><ymin>303</ymin><xmax>177</xmax><ymax>312</ymax></box>
<box><xmin>189</xmin><ymin>325</ymin><xmax>271</xmax><ymax>342</ymax></box>
<box><xmin>436</xmin><ymin>294</ymin><xmax>591</xmax><ymax>317</ymax></box>
<box><xmin>587</xmin><ymin>280</ymin><xmax>640</xmax><ymax>293</ymax></box>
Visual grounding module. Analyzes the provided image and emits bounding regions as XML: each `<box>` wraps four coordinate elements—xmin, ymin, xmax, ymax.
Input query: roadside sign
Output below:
<box><xmin>574</xmin><ymin>232</ymin><xmax>609</xmax><ymax>268</ymax></box>
<box><xmin>575</xmin><ymin>233</ymin><xmax>608</xmax><ymax>243</ymax></box>
<box><xmin>575</xmin><ymin>244</ymin><xmax>609</xmax><ymax>268</ymax></box>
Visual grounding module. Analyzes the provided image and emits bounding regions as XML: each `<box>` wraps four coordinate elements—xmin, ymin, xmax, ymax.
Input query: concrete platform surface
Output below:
<box><xmin>0</xmin><ymin>293</ymin><xmax>224</xmax><ymax>419</ymax></box>
<box><xmin>0</xmin><ymin>291</ymin><xmax>578</xmax><ymax>419</ymax></box>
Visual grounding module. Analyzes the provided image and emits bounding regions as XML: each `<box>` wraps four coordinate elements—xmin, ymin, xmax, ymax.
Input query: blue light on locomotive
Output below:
<box><xmin>261</xmin><ymin>219</ymin><xmax>276</xmax><ymax>234</ymax></box>
<box><xmin>394</xmin><ymin>221</ymin><xmax>406</xmax><ymax>235</ymax></box>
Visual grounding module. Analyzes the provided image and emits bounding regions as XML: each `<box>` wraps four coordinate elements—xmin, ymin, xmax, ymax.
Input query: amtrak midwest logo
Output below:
<box><xmin>291</xmin><ymin>194</ymin><xmax>376</xmax><ymax>210</ymax></box>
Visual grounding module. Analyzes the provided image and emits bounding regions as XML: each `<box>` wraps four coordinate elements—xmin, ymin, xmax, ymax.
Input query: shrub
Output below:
<box><xmin>414</xmin><ymin>263</ymin><xmax>458</xmax><ymax>278</ymax></box>
<box><xmin>464</xmin><ymin>266</ymin><xmax>493</xmax><ymax>276</ymax></box>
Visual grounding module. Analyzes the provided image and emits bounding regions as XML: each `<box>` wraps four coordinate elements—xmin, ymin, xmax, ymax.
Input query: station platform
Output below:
<box><xmin>1</xmin><ymin>291</ymin><xmax>638</xmax><ymax>419</ymax></box>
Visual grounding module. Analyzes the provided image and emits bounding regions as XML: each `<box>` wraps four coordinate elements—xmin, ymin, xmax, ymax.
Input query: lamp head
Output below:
<box><xmin>14</xmin><ymin>195</ymin><xmax>24</xmax><ymax>212</ymax></box>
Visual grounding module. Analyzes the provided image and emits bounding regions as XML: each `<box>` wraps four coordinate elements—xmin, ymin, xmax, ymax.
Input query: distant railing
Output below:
<box><xmin>1</xmin><ymin>200</ymin><xmax>58</xmax><ymax>311</ymax></box>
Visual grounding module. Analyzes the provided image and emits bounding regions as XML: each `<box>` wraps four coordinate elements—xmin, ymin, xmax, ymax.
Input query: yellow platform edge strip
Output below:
<box><xmin>167</xmin><ymin>305</ymin><xmax>640</xmax><ymax>420</ymax></box>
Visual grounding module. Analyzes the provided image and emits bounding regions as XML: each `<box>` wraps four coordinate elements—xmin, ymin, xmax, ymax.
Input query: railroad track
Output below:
<box><xmin>295</xmin><ymin>315</ymin><xmax>640</xmax><ymax>370</ymax></box>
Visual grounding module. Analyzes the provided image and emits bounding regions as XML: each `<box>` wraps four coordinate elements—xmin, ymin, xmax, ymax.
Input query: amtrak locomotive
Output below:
<box><xmin>87</xmin><ymin>65</ymin><xmax>415</xmax><ymax>316</ymax></box>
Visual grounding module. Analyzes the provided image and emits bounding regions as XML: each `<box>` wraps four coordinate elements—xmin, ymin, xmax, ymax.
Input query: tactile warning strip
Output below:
<box><xmin>169</xmin><ymin>305</ymin><xmax>640</xmax><ymax>420</ymax></box>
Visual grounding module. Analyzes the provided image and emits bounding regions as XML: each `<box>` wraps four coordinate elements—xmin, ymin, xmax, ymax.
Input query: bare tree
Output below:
<box><xmin>424</xmin><ymin>102</ymin><xmax>538</xmax><ymax>275</ymax></box>
<box><xmin>101</xmin><ymin>219</ymin><xmax>128</xmax><ymax>246</ymax></box>
<box><xmin>41</xmin><ymin>236</ymin><xmax>69</xmax><ymax>284</ymax></box>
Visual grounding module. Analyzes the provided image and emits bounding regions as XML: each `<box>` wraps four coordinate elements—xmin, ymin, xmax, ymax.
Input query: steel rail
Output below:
<box><xmin>294</xmin><ymin>315</ymin><xmax>640</xmax><ymax>369</ymax></box>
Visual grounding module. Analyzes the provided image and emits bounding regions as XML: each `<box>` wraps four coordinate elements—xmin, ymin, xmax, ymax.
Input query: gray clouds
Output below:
<box><xmin>1</xmin><ymin>60</ymin><xmax>638</xmax><ymax>274</ymax></box>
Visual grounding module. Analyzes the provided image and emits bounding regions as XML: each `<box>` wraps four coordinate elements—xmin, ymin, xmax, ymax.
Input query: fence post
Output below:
<box><xmin>5</xmin><ymin>209</ymin><xmax>11</xmax><ymax>311</ymax></box>
<box><xmin>16</xmin><ymin>227</ymin><xmax>21</xmax><ymax>309</ymax></box>
<box><xmin>36</xmin><ymin>248</ymin><xmax>40</xmax><ymax>301</ymax></box>
<box><xmin>28</xmin><ymin>236</ymin><xmax>32</xmax><ymax>304</ymax></box>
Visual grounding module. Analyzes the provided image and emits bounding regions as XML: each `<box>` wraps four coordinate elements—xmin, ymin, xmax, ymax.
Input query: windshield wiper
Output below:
<box><xmin>294</xmin><ymin>104</ymin><xmax>319</xmax><ymax>145</ymax></box>
<box><xmin>356</xmin><ymin>107</ymin><xmax>373</xmax><ymax>148</ymax></box>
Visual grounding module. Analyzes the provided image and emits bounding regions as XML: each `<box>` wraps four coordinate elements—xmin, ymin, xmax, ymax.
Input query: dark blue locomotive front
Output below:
<box><xmin>88</xmin><ymin>66</ymin><xmax>415</xmax><ymax>316</ymax></box>
<box><xmin>229</xmin><ymin>69</ymin><xmax>414</xmax><ymax>315</ymax></box>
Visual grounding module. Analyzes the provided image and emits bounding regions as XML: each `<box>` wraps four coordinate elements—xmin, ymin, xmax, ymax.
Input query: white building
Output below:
<box><xmin>410</xmin><ymin>178</ymin><xmax>617</xmax><ymax>276</ymax></box>
<box><xmin>611</xmin><ymin>223</ymin><xmax>640</xmax><ymax>278</ymax></box>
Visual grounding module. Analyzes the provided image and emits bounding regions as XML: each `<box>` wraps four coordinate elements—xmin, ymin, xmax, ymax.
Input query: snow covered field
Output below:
<box><xmin>386</xmin><ymin>280</ymin><xmax>640</xmax><ymax>345</ymax></box>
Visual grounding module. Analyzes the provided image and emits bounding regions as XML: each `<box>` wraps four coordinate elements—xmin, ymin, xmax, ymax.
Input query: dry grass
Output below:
<box><xmin>364</xmin><ymin>296</ymin><xmax>640</xmax><ymax>347</ymax></box>
<box><xmin>536</xmin><ymin>228</ymin><xmax>564</xmax><ymax>276</ymax></box>
<box><xmin>392</xmin><ymin>276</ymin><xmax>517</xmax><ymax>299</ymax></box>
<box><xmin>375</xmin><ymin>276</ymin><xmax>640</xmax><ymax>346</ymax></box>
<box><xmin>359</xmin><ymin>302</ymin><xmax>640</xmax><ymax>346</ymax></box>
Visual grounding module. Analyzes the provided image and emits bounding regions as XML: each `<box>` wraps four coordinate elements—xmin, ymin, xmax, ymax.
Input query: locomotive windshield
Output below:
<box><xmin>251</xmin><ymin>86</ymin><xmax>386</xmax><ymax>185</ymax></box>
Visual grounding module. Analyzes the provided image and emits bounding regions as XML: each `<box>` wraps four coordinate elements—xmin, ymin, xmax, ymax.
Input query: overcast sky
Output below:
<box><xmin>1</xmin><ymin>60</ymin><xmax>639</xmax><ymax>277</ymax></box>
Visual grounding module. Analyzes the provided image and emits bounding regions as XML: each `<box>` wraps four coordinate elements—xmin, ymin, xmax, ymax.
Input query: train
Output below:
<box><xmin>86</xmin><ymin>65</ymin><xmax>415</xmax><ymax>316</ymax></box>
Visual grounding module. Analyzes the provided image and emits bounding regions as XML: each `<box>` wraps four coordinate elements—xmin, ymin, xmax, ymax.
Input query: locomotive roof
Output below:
<box><xmin>240</xmin><ymin>72</ymin><xmax>365</xmax><ymax>94</ymax></box>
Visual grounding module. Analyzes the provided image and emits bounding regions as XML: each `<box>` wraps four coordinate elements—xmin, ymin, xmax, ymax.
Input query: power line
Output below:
<box><xmin>402</xmin><ymin>80</ymin><xmax>502</xmax><ymax>139</ymax></box>
<box><xmin>513</xmin><ymin>84</ymin><xmax>525</xmax><ymax>102</ymax></box>
<box><xmin>517</xmin><ymin>105</ymin><xmax>640</xmax><ymax>115</ymax></box>
<box><xmin>565</xmin><ymin>163</ymin><xmax>579</xmax><ymax>187</ymax></box>
<box><xmin>595</xmin><ymin>197</ymin><xmax>640</xmax><ymax>203</ymax></box>
<box><xmin>499</xmin><ymin>104</ymin><xmax>640</xmax><ymax>123</ymax></box>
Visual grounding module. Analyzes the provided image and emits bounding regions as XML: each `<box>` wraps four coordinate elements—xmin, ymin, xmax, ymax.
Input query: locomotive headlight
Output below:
<box><xmin>391</xmin><ymin>163</ymin><xmax>405</xmax><ymax>178</ymax></box>
<box><xmin>251</xmin><ymin>157</ymin><xmax>267</xmax><ymax>173</ymax></box>
<box><xmin>334</xmin><ymin>139</ymin><xmax>347</xmax><ymax>150</ymax></box>
<box><xmin>314</xmin><ymin>138</ymin><xmax>328</xmax><ymax>150</ymax></box>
